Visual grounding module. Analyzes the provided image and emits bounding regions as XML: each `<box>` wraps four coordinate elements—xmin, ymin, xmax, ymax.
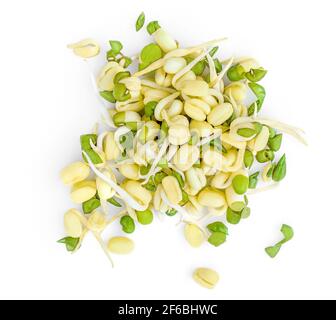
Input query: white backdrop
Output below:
<box><xmin>0</xmin><ymin>0</ymin><xmax>335</xmax><ymax>300</ymax></box>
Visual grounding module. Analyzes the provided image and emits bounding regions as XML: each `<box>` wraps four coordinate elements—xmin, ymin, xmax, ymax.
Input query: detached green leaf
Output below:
<box><xmin>136</xmin><ymin>12</ymin><xmax>145</xmax><ymax>31</ymax></box>
<box><xmin>57</xmin><ymin>237</ymin><xmax>80</xmax><ymax>252</ymax></box>
<box><xmin>265</xmin><ymin>224</ymin><xmax>294</xmax><ymax>258</ymax></box>
<box><xmin>207</xmin><ymin>222</ymin><xmax>228</xmax><ymax>235</ymax></box>
<box><xmin>265</xmin><ymin>244</ymin><xmax>281</xmax><ymax>258</ymax></box>
<box><xmin>109</xmin><ymin>40</ymin><xmax>123</xmax><ymax>54</ymax></box>
<box><xmin>279</xmin><ymin>224</ymin><xmax>294</xmax><ymax>244</ymax></box>
<box><xmin>147</xmin><ymin>21</ymin><xmax>161</xmax><ymax>35</ymax></box>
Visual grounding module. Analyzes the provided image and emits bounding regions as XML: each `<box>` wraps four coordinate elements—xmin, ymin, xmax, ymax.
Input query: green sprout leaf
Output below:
<box><xmin>245</xmin><ymin>68</ymin><xmax>267</xmax><ymax>82</ymax></box>
<box><xmin>268</xmin><ymin>134</ymin><xmax>283</xmax><ymax>151</ymax></box>
<box><xmin>172</xmin><ymin>171</ymin><xmax>184</xmax><ymax>188</ymax></box>
<box><xmin>107</xmin><ymin>197</ymin><xmax>122</xmax><ymax>207</ymax></box>
<box><xmin>144</xmin><ymin>101</ymin><xmax>158</xmax><ymax>117</ymax></box>
<box><xmin>237</xmin><ymin>128</ymin><xmax>256</xmax><ymax>138</ymax></box>
<box><xmin>209</xmin><ymin>46</ymin><xmax>219</xmax><ymax>57</ymax></box>
<box><xmin>226</xmin><ymin>207</ymin><xmax>242</xmax><ymax>225</ymax></box>
<box><xmin>99</xmin><ymin>91</ymin><xmax>116</xmax><ymax>103</ymax></box>
<box><xmin>82</xmin><ymin>196</ymin><xmax>101</xmax><ymax>214</ymax></box>
<box><xmin>136</xmin><ymin>12</ymin><xmax>145</xmax><ymax>31</ymax></box>
<box><xmin>80</xmin><ymin>134</ymin><xmax>103</xmax><ymax>165</ymax></box>
<box><xmin>147</xmin><ymin>20</ymin><xmax>161</xmax><ymax>35</ymax></box>
<box><xmin>265</xmin><ymin>224</ymin><xmax>294</xmax><ymax>258</ymax></box>
<box><xmin>232</xmin><ymin>175</ymin><xmax>249</xmax><ymax>195</ymax></box>
<box><xmin>120</xmin><ymin>215</ymin><xmax>135</xmax><ymax>233</ymax></box>
<box><xmin>139</xmin><ymin>43</ymin><xmax>162</xmax><ymax>70</ymax></box>
<box><xmin>248</xmin><ymin>172</ymin><xmax>259</xmax><ymax>189</ymax></box>
<box><xmin>208</xmin><ymin>232</ymin><xmax>226</xmax><ymax>247</ymax></box>
<box><xmin>109</xmin><ymin>40</ymin><xmax>123</xmax><ymax>55</ymax></box>
<box><xmin>207</xmin><ymin>221</ymin><xmax>228</xmax><ymax>235</ymax></box>
<box><xmin>136</xmin><ymin>209</ymin><xmax>154</xmax><ymax>225</ymax></box>
<box><xmin>272</xmin><ymin>154</ymin><xmax>286</xmax><ymax>182</ymax></box>
<box><xmin>166</xmin><ymin>209</ymin><xmax>177</xmax><ymax>216</ymax></box>
<box><xmin>227</xmin><ymin>64</ymin><xmax>245</xmax><ymax>81</ymax></box>
<box><xmin>244</xmin><ymin>149</ymin><xmax>254</xmax><ymax>169</ymax></box>
<box><xmin>57</xmin><ymin>237</ymin><xmax>80</xmax><ymax>252</ymax></box>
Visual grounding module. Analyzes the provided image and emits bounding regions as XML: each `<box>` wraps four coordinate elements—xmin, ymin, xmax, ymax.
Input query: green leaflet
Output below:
<box><xmin>265</xmin><ymin>224</ymin><xmax>294</xmax><ymax>258</ymax></box>
<box><xmin>139</xmin><ymin>43</ymin><xmax>162</xmax><ymax>70</ymax></box>
<box><xmin>272</xmin><ymin>154</ymin><xmax>286</xmax><ymax>182</ymax></box>
<box><xmin>147</xmin><ymin>21</ymin><xmax>161</xmax><ymax>35</ymax></box>
<box><xmin>136</xmin><ymin>12</ymin><xmax>145</xmax><ymax>31</ymax></box>
<box><xmin>57</xmin><ymin>237</ymin><xmax>80</xmax><ymax>252</ymax></box>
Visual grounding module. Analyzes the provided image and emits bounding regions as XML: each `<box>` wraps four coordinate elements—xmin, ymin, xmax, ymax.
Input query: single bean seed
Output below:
<box><xmin>60</xmin><ymin>162</ymin><xmax>90</xmax><ymax>185</ymax></box>
<box><xmin>184</xmin><ymin>224</ymin><xmax>205</xmax><ymax>248</ymax></box>
<box><xmin>108</xmin><ymin>236</ymin><xmax>134</xmax><ymax>254</ymax></box>
<box><xmin>64</xmin><ymin>209</ymin><xmax>83</xmax><ymax>238</ymax></box>
<box><xmin>193</xmin><ymin>268</ymin><xmax>219</xmax><ymax>289</ymax></box>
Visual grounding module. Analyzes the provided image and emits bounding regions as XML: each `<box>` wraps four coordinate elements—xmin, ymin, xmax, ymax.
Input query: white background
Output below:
<box><xmin>0</xmin><ymin>0</ymin><xmax>335</xmax><ymax>300</ymax></box>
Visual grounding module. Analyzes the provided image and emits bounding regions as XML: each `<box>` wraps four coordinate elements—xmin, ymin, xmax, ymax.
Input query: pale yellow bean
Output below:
<box><xmin>174</xmin><ymin>71</ymin><xmax>196</xmax><ymax>90</ymax></box>
<box><xmin>207</xmin><ymin>103</ymin><xmax>233</xmax><ymax>126</ymax></box>
<box><xmin>168</xmin><ymin>125</ymin><xmax>191</xmax><ymax>145</ymax></box>
<box><xmin>60</xmin><ymin>161</ymin><xmax>90</xmax><ymax>185</ymax></box>
<box><xmin>87</xmin><ymin>211</ymin><xmax>107</xmax><ymax>232</ymax></box>
<box><xmin>166</xmin><ymin>100</ymin><xmax>184</xmax><ymax>117</ymax></box>
<box><xmin>201</xmin><ymin>162</ymin><xmax>218</xmax><ymax>176</ymax></box>
<box><xmin>202</xmin><ymin>95</ymin><xmax>218</xmax><ymax>107</ymax></box>
<box><xmin>189</xmin><ymin>120</ymin><xmax>213</xmax><ymax>138</ymax></box>
<box><xmin>193</xmin><ymin>268</ymin><xmax>219</xmax><ymax>289</ymax></box>
<box><xmin>239</xmin><ymin>58</ymin><xmax>259</xmax><ymax>72</ymax></box>
<box><xmin>122</xmin><ymin>180</ymin><xmax>152</xmax><ymax>208</ymax></box>
<box><xmin>67</xmin><ymin>39</ymin><xmax>100</xmax><ymax>58</ymax></box>
<box><xmin>224</xmin><ymin>82</ymin><xmax>247</xmax><ymax>102</ymax></box>
<box><xmin>97</xmin><ymin>62</ymin><xmax>124</xmax><ymax>91</ymax></box>
<box><xmin>225</xmin><ymin>185</ymin><xmax>245</xmax><ymax>212</ymax></box>
<box><xmin>185</xmin><ymin>168</ymin><xmax>206</xmax><ymax>192</ymax></box>
<box><xmin>64</xmin><ymin>209</ymin><xmax>83</xmax><ymax>238</ymax></box>
<box><xmin>164</xmin><ymin>57</ymin><xmax>187</xmax><ymax>74</ymax></box>
<box><xmin>202</xmin><ymin>149</ymin><xmax>228</xmax><ymax>170</ymax></box>
<box><xmin>103</xmin><ymin>132</ymin><xmax>120</xmax><ymax>161</ymax></box>
<box><xmin>180</xmin><ymin>80</ymin><xmax>209</xmax><ymax>97</ymax></box>
<box><xmin>184</xmin><ymin>224</ymin><xmax>205</xmax><ymax>248</ymax></box>
<box><xmin>184</xmin><ymin>99</ymin><xmax>211</xmax><ymax>121</ymax></box>
<box><xmin>153</xmin><ymin>185</ymin><xmax>169</xmax><ymax>212</ymax></box>
<box><xmin>153</xmin><ymin>28</ymin><xmax>178</xmax><ymax>52</ymax></box>
<box><xmin>70</xmin><ymin>180</ymin><xmax>96</xmax><ymax>204</ymax></box>
<box><xmin>169</xmin><ymin>115</ymin><xmax>189</xmax><ymax>127</ymax></box>
<box><xmin>197</xmin><ymin>187</ymin><xmax>226</xmax><ymax>208</ymax></box>
<box><xmin>154</xmin><ymin>68</ymin><xmax>167</xmax><ymax>86</ymax></box>
<box><xmin>173</xmin><ymin>144</ymin><xmax>200</xmax><ymax>171</ymax></box>
<box><xmin>119</xmin><ymin>163</ymin><xmax>140</xmax><ymax>180</ymax></box>
<box><xmin>119</xmin><ymin>76</ymin><xmax>141</xmax><ymax>91</ymax></box>
<box><xmin>96</xmin><ymin>170</ymin><xmax>116</xmax><ymax>200</ymax></box>
<box><xmin>210</xmin><ymin>171</ymin><xmax>231</xmax><ymax>189</ymax></box>
<box><xmin>162</xmin><ymin>176</ymin><xmax>183</xmax><ymax>205</ymax></box>
<box><xmin>116</xmin><ymin>101</ymin><xmax>144</xmax><ymax>112</ymax></box>
<box><xmin>108</xmin><ymin>236</ymin><xmax>134</xmax><ymax>254</ymax></box>
<box><xmin>221</xmin><ymin>132</ymin><xmax>246</xmax><ymax>149</ymax></box>
<box><xmin>253</xmin><ymin>126</ymin><xmax>270</xmax><ymax>152</ymax></box>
